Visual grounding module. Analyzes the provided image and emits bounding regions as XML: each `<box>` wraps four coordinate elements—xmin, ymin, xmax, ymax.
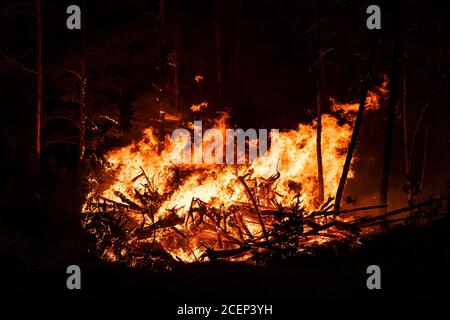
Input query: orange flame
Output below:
<box><xmin>190</xmin><ymin>101</ymin><xmax>208</xmax><ymax>112</ymax></box>
<box><xmin>83</xmin><ymin>85</ymin><xmax>388</xmax><ymax>263</ymax></box>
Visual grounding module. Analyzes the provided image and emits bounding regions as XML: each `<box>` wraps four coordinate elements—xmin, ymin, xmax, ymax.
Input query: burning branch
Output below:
<box><xmin>236</xmin><ymin>171</ymin><xmax>269</xmax><ymax>242</ymax></box>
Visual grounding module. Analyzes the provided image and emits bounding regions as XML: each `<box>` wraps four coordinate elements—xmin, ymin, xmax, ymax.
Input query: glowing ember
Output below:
<box><xmin>194</xmin><ymin>75</ymin><xmax>204</xmax><ymax>83</ymax></box>
<box><xmin>190</xmin><ymin>101</ymin><xmax>208</xmax><ymax>112</ymax></box>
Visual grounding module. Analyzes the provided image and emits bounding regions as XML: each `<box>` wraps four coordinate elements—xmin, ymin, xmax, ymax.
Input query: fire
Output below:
<box><xmin>331</xmin><ymin>79</ymin><xmax>389</xmax><ymax>117</ymax></box>
<box><xmin>194</xmin><ymin>75</ymin><xmax>204</xmax><ymax>83</ymax></box>
<box><xmin>190</xmin><ymin>101</ymin><xmax>208</xmax><ymax>112</ymax></box>
<box><xmin>82</xmin><ymin>88</ymin><xmax>387</xmax><ymax>265</ymax></box>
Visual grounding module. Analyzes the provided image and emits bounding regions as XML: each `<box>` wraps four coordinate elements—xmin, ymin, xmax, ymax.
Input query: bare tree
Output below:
<box><xmin>234</xmin><ymin>0</ymin><xmax>241</xmax><ymax>109</ymax></box>
<box><xmin>139</xmin><ymin>0</ymin><xmax>167</xmax><ymax>107</ymax></box>
<box><xmin>79</xmin><ymin>0</ymin><xmax>87</xmax><ymax>159</ymax></box>
<box><xmin>407</xmin><ymin>69</ymin><xmax>448</xmax><ymax>207</ymax></box>
<box><xmin>172</xmin><ymin>43</ymin><xmax>181</xmax><ymax>113</ymax></box>
<box><xmin>315</xmin><ymin>3</ymin><xmax>325</xmax><ymax>204</ymax></box>
<box><xmin>35</xmin><ymin>0</ymin><xmax>43</xmax><ymax>165</ymax></box>
<box><xmin>419</xmin><ymin>124</ymin><xmax>429</xmax><ymax>192</ymax></box>
<box><xmin>62</xmin><ymin>69</ymin><xmax>86</xmax><ymax>159</ymax></box>
<box><xmin>402</xmin><ymin>34</ymin><xmax>409</xmax><ymax>176</ymax></box>
<box><xmin>159</xmin><ymin>0</ymin><xmax>166</xmax><ymax>83</ymax></box>
<box><xmin>379</xmin><ymin>5</ymin><xmax>401</xmax><ymax>212</ymax></box>
<box><xmin>334</xmin><ymin>40</ymin><xmax>377</xmax><ymax>212</ymax></box>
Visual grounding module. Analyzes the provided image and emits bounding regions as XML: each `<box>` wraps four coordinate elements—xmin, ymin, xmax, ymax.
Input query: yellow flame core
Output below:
<box><xmin>83</xmin><ymin>89</ymin><xmax>386</xmax><ymax>263</ymax></box>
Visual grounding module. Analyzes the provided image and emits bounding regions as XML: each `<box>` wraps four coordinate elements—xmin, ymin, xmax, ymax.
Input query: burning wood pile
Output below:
<box><xmin>82</xmin><ymin>165</ymin><xmax>447</xmax><ymax>271</ymax></box>
<box><xmin>81</xmin><ymin>94</ymin><xmax>448</xmax><ymax>270</ymax></box>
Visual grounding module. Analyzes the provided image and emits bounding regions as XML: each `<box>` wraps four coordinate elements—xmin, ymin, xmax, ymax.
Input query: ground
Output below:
<box><xmin>1</xmin><ymin>216</ymin><xmax>448</xmax><ymax>303</ymax></box>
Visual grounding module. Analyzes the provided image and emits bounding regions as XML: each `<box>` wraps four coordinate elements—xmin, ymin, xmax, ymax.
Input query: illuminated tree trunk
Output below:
<box><xmin>316</xmin><ymin>4</ymin><xmax>325</xmax><ymax>204</ymax></box>
<box><xmin>35</xmin><ymin>0</ymin><xmax>43</xmax><ymax>164</ymax></box>
<box><xmin>316</xmin><ymin>81</ymin><xmax>325</xmax><ymax>204</ymax></box>
<box><xmin>334</xmin><ymin>40</ymin><xmax>377</xmax><ymax>212</ymax></box>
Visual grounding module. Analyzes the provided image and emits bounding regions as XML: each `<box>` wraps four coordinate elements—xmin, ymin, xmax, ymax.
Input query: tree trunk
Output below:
<box><xmin>79</xmin><ymin>70</ymin><xmax>86</xmax><ymax>160</ymax></box>
<box><xmin>159</xmin><ymin>0</ymin><xmax>166</xmax><ymax>84</ymax></box>
<box><xmin>380</xmin><ymin>11</ymin><xmax>401</xmax><ymax>212</ymax></box>
<box><xmin>332</xmin><ymin>21</ymin><xmax>344</xmax><ymax>100</ymax></box>
<box><xmin>234</xmin><ymin>0</ymin><xmax>241</xmax><ymax>110</ymax></box>
<box><xmin>173</xmin><ymin>48</ymin><xmax>180</xmax><ymax>113</ymax></box>
<box><xmin>316</xmin><ymin>4</ymin><xmax>325</xmax><ymax>204</ymax></box>
<box><xmin>79</xmin><ymin>0</ymin><xmax>86</xmax><ymax>160</ymax></box>
<box><xmin>172</xmin><ymin>3</ymin><xmax>181</xmax><ymax>113</ymax></box>
<box><xmin>419</xmin><ymin>124</ymin><xmax>429</xmax><ymax>192</ymax></box>
<box><xmin>215</xmin><ymin>0</ymin><xmax>223</xmax><ymax>105</ymax></box>
<box><xmin>334</xmin><ymin>39</ymin><xmax>377</xmax><ymax>212</ymax></box>
<box><xmin>316</xmin><ymin>78</ymin><xmax>325</xmax><ymax>204</ymax></box>
<box><xmin>402</xmin><ymin>35</ymin><xmax>408</xmax><ymax>175</ymax></box>
<box><xmin>402</xmin><ymin>35</ymin><xmax>414</xmax><ymax>208</ymax></box>
<box><xmin>35</xmin><ymin>0</ymin><xmax>43</xmax><ymax>165</ymax></box>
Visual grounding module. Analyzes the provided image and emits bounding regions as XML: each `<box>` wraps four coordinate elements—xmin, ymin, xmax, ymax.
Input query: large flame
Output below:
<box><xmin>83</xmin><ymin>84</ymin><xmax>388</xmax><ymax>264</ymax></box>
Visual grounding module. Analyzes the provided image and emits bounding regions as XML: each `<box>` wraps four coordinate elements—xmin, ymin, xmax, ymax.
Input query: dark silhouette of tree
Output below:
<box><xmin>35</xmin><ymin>0</ymin><xmax>43</xmax><ymax>165</ymax></box>
<box><xmin>80</xmin><ymin>0</ymin><xmax>86</xmax><ymax>159</ymax></box>
<box><xmin>234</xmin><ymin>0</ymin><xmax>241</xmax><ymax>110</ymax></box>
<box><xmin>159</xmin><ymin>0</ymin><xmax>166</xmax><ymax>84</ymax></box>
<box><xmin>334</xmin><ymin>39</ymin><xmax>377</xmax><ymax>212</ymax></box>
<box><xmin>380</xmin><ymin>3</ymin><xmax>401</xmax><ymax>212</ymax></box>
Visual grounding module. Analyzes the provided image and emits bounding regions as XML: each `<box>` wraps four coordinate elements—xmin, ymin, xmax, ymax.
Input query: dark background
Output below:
<box><xmin>0</xmin><ymin>0</ymin><xmax>449</xmax><ymax>304</ymax></box>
